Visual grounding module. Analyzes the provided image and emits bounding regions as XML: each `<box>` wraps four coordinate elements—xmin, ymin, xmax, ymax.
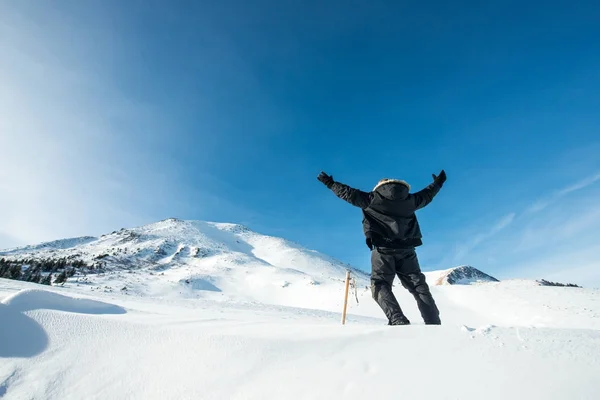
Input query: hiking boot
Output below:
<box><xmin>390</xmin><ymin>316</ymin><xmax>411</xmax><ymax>326</ymax></box>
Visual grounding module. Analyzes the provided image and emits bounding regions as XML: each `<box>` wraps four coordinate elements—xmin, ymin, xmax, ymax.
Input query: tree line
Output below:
<box><xmin>537</xmin><ymin>279</ymin><xmax>581</xmax><ymax>288</ymax></box>
<box><xmin>0</xmin><ymin>257</ymin><xmax>104</xmax><ymax>286</ymax></box>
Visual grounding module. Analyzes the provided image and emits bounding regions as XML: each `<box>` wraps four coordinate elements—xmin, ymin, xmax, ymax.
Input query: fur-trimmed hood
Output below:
<box><xmin>373</xmin><ymin>179</ymin><xmax>411</xmax><ymax>192</ymax></box>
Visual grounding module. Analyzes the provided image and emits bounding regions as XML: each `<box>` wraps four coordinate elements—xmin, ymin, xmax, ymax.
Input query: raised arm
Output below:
<box><xmin>412</xmin><ymin>170</ymin><xmax>446</xmax><ymax>210</ymax></box>
<box><xmin>318</xmin><ymin>172</ymin><xmax>373</xmax><ymax>209</ymax></box>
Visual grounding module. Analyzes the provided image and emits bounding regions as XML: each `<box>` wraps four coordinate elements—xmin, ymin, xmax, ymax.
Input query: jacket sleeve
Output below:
<box><xmin>329</xmin><ymin>182</ymin><xmax>373</xmax><ymax>209</ymax></box>
<box><xmin>412</xmin><ymin>182</ymin><xmax>442</xmax><ymax>210</ymax></box>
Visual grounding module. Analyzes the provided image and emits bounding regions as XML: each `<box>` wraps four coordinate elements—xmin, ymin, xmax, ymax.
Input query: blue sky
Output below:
<box><xmin>1</xmin><ymin>1</ymin><xmax>600</xmax><ymax>287</ymax></box>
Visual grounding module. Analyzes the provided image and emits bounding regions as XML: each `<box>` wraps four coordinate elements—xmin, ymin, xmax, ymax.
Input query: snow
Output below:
<box><xmin>0</xmin><ymin>237</ymin><xmax>98</xmax><ymax>254</ymax></box>
<box><xmin>1</xmin><ymin>276</ymin><xmax>600</xmax><ymax>399</ymax></box>
<box><xmin>1</xmin><ymin>289</ymin><xmax>126</xmax><ymax>314</ymax></box>
<box><xmin>0</xmin><ymin>303</ymin><xmax>48</xmax><ymax>359</ymax></box>
<box><xmin>0</xmin><ymin>219</ymin><xmax>370</xmax><ymax>312</ymax></box>
<box><xmin>1</xmin><ymin>219</ymin><xmax>600</xmax><ymax>398</ymax></box>
<box><xmin>0</xmin><ymin>290</ymin><xmax>124</xmax><ymax>360</ymax></box>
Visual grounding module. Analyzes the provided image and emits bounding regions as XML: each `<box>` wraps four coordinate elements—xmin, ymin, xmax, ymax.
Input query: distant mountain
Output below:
<box><xmin>430</xmin><ymin>266</ymin><xmax>499</xmax><ymax>285</ymax></box>
<box><xmin>537</xmin><ymin>279</ymin><xmax>581</xmax><ymax>288</ymax></box>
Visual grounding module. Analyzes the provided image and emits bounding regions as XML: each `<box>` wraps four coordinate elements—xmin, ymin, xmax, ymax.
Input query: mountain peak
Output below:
<box><xmin>0</xmin><ymin>219</ymin><xmax>369</xmax><ymax>305</ymax></box>
<box><xmin>433</xmin><ymin>265</ymin><xmax>499</xmax><ymax>285</ymax></box>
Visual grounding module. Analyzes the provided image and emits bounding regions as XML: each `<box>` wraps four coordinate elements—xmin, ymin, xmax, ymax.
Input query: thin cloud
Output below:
<box><xmin>453</xmin><ymin>212</ymin><xmax>516</xmax><ymax>263</ymax></box>
<box><xmin>507</xmin><ymin>243</ymin><xmax>600</xmax><ymax>289</ymax></box>
<box><xmin>492</xmin><ymin>213</ymin><xmax>516</xmax><ymax>232</ymax></box>
<box><xmin>448</xmin><ymin>168</ymin><xmax>600</xmax><ymax>271</ymax></box>
<box><xmin>557</xmin><ymin>172</ymin><xmax>600</xmax><ymax>196</ymax></box>
<box><xmin>527</xmin><ymin>200</ymin><xmax>551</xmax><ymax>213</ymax></box>
<box><xmin>527</xmin><ymin>171</ymin><xmax>600</xmax><ymax>213</ymax></box>
<box><xmin>451</xmin><ymin>180</ymin><xmax>600</xmax><ymax>288</ymax></box>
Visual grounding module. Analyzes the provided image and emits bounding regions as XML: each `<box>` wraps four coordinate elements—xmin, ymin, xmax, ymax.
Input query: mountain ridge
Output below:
<box><xmin>0</xmin><ymin>218</ymin><xmax>365</xmax><ymax>274</ymax></box>
<box><xmin>1</xmin><ymin>219</ymin><xmax>508</xmax><ymax>309</ymax></box>
<box><xmin>0</xmin><ymin>219</ymin><xmax>371</xmax><ymax>308</ymax></box>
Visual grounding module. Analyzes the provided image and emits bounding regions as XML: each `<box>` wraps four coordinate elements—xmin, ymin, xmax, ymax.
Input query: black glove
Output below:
<box><xmin>317</xmin><ymin>171</ymin><xmax>334</xmax><ymax>188</ymax></box>
<box><xmin>432</xmin><ymin>169</ymin><xmax>446</xmax><ymax>186</ymax></box>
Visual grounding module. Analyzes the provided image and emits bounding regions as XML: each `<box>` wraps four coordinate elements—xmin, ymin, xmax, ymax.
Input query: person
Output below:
<box><xmin>317</xmin><ymin>170</ymin><xmax>446</xmax><ymax>325</ymax></box>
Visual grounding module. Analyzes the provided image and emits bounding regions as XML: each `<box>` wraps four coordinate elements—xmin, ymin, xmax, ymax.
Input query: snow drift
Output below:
<box><xmin>0</xmin><ymin>278</ymin><xmax>599</xmax><ymax>400</ymax></box>
<box><xmin>1</xmin><ymin>289</ymin><xmax>126</xmax><ymax>314</ymax></box>
<box><xmin>1</xmin><ymin>219</ymin><xmax>599</xmax><ymax>399</ymax></box>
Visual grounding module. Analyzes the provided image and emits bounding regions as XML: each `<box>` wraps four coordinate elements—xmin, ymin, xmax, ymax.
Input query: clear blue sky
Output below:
<box><xmin>2</xmin><ymin>1</ymin><xmax>600</xmax><ymax>286</ymax></box>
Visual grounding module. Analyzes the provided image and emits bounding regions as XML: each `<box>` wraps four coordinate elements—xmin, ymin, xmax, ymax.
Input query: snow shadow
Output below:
<box><xmin>1</xmin><ymin>289</ymin><xmax>127</xmax><ymax>314</ymax></box>
<box><xmin>196</xmin><ymin>222</ymin><xmax>256</xmax><ymax>255</ymax></box>
<box><xmin>183</xmin><ymin>278</ymin><xmax>222</xmax><ymax>292</ymax></box>
<box><xmin>0</xmin><ymin>290</ymin><xmax>126</xmax><ymax>359</ymax></box>
<box><xmin>0</xmin><ymin>304</ymin><xmax>48</xmax><ymax>358</ymax></box>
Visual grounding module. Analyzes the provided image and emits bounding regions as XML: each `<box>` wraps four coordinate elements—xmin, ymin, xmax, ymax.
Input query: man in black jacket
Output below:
<box><xmin>317</xmin><ymin>170</ymin><xmax>446</xmax><ymax>325</ymax></box>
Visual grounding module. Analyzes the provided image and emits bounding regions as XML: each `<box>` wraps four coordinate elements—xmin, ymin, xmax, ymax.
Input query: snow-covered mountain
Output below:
<box><xmin>2</xmin><ymin>218</ymin><xmax>358</xmax><ymax>275</ymax></box>
<box><xmin>0</xmin><ymin>219</ymin><xmax>510</xmax><ymax>312</ymax></box>
<box><xmin>0</xmin><ymin>218</ymin><xmax>371</xmax><ymax>310</ymax></box>
<box><xmin>430</xmin><ymin>265</ymin><xmax>499</xmax><ymax>285</ymax></box>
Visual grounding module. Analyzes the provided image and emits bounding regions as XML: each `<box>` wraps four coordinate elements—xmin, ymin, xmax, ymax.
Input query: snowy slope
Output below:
<box><xmin>3</xmin><ymin>219</ymin><xmax>600</xmax><ymax>398</ymax></box>
<box><xmin>1</xmin><ymin>218</ymin><xmax>585</xmax><ymax>320</ymax></box>
<box><xmin>1</xmin><ymin>219</ymin><xmax>371</xmax><ymax>313</ymax></box>
<box><xmin>1</xmin><ymin>278</ymin><xmax>599</xmax><ymax>400</ymax></box>
<box><xmin>1</xmin><ymin>219</ymin><xmax>354</xmax><ymax>276</ymax></box>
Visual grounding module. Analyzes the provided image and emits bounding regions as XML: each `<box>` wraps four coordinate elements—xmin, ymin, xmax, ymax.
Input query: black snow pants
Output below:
<box><xmin>371</xmin><ymin>247</ymin><xmax>441</xmax><ymax>325</ymax></box>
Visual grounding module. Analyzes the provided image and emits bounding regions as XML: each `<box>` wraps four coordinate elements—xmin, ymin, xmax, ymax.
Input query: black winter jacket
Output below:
<box><xmin>329</xmin><ymin>179</ymin><xmax>442</xmax><ymax>249</ymax></box>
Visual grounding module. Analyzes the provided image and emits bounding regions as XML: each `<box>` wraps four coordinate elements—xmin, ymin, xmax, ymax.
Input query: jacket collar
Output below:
<box><xmin>373</xmin><ymin>179</ymin><xmax>410</xmax><ymax>192</ymax></box>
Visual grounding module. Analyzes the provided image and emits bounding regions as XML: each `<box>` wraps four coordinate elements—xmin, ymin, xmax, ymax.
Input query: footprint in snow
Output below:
<box><xmin>461</xmin><ymin>324</ymin><xmax>497</xmax><ymax>338</ymax></box>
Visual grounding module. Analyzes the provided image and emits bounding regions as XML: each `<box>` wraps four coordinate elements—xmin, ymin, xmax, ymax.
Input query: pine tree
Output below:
<box><xmin>22</xmin><ymin>263</ymin><xmax>33</xmax><ymax>282</ymax></box>
<box><xmin>42</xmin><ymin>260</ymin><xmax>53</xmax><ymax>272</ymax></box>
<box><xmin>30</xmin><ymin>273</ymin><xmax>42</xmax><ymax>284</ymax></box>
<box><xmin>9</xmin><ymin>264</ymin><xmax>22</xmax><ymax>280</ymax></box>
<box><xmin>0</xmin><ymin>260</ymin><xmax>8</xmax><ymax>277</ymax></box>
<box><xmin>40</xmin><ymin>274</ymin><xmax>52</xmax><ymax>285</ymax></box>
<box><xmin>54</xmin><ymin>270</ymin><xmax>68</xmax><ymax>285</ymax></box>
<box><xmin>28</xmin><ymin>264</ymin><xmax>42</xmax><ymax>283</ymax></box>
